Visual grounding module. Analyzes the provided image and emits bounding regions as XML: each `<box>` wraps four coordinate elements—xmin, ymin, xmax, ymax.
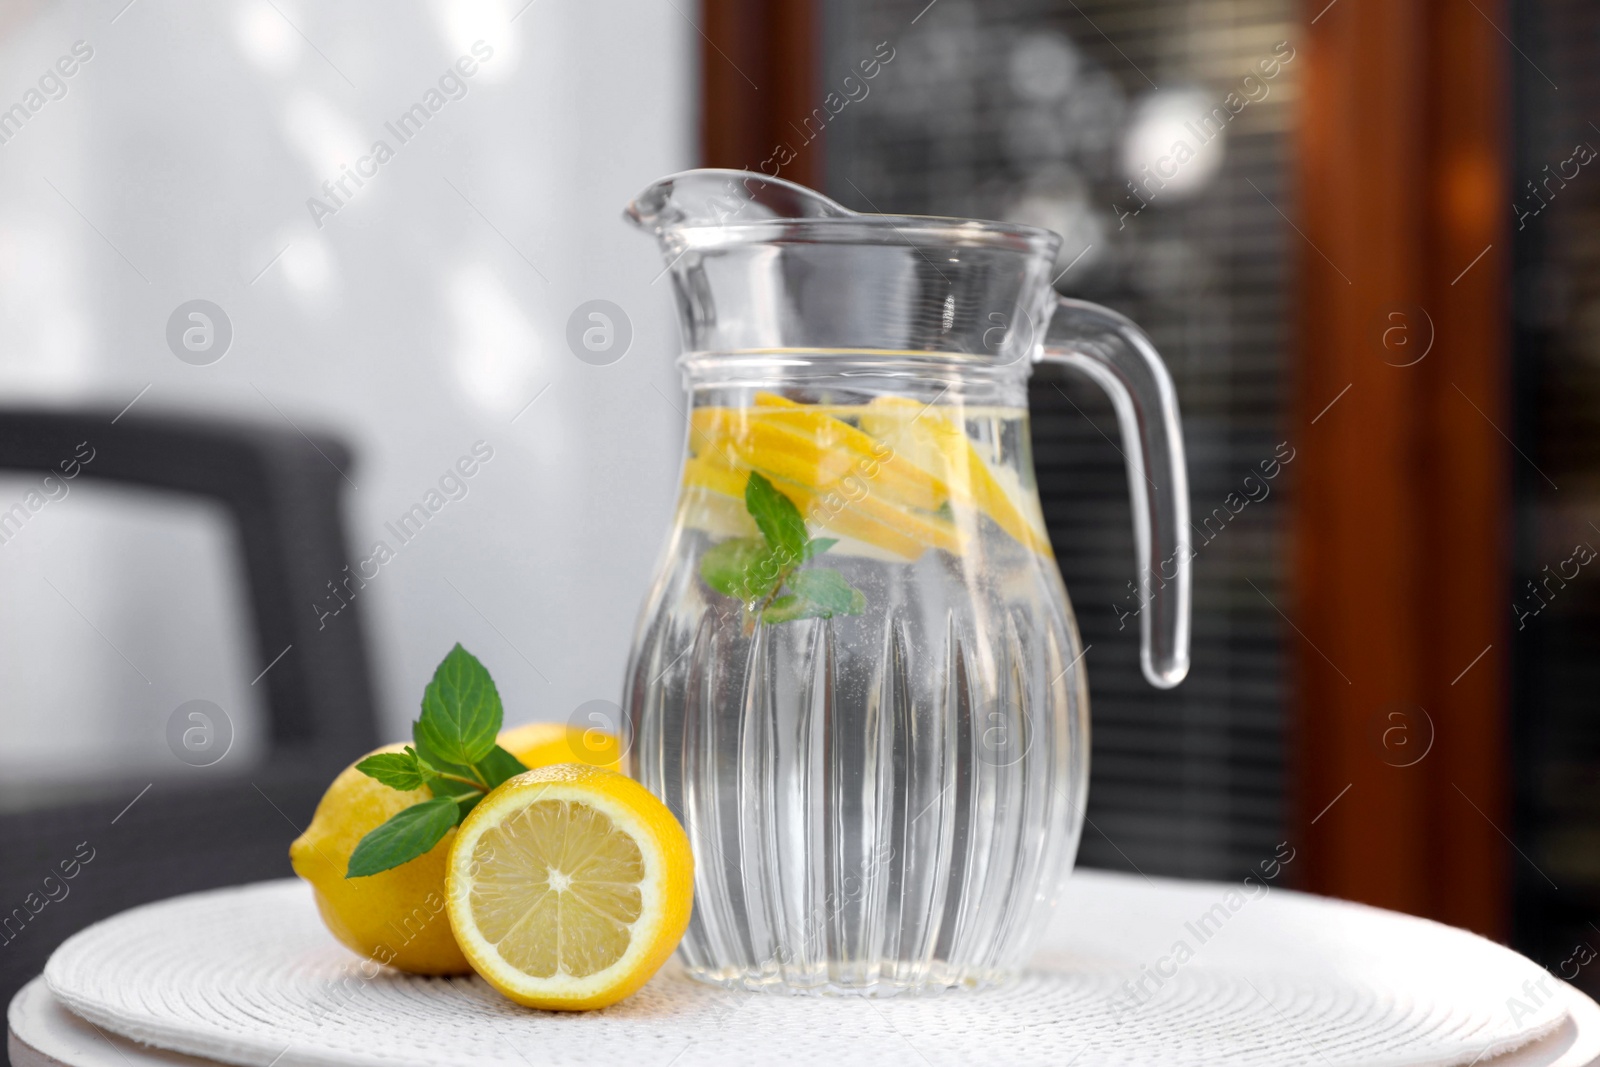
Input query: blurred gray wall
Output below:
<box><xmin>0</xmin><ymin>0</ymin><xmax>692</xmax><ymax>789</ymax></box>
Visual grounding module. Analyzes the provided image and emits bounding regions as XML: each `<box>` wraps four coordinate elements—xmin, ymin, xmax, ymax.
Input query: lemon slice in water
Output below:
<box><xmin>445</xmin><ymin>764</ymin><xmax>693</xmax><ymax>1011</ymax></box>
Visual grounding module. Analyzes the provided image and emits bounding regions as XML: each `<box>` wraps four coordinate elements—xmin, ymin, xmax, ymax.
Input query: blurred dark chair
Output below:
<box><xmin>0</xmin><ymin>408</ymin><xmax>379</xmax><ymax>1021</ymax></box>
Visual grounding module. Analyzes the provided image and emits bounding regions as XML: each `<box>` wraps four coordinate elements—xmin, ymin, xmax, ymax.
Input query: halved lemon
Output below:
<box><xmin>444</xmin><ymin>764</ymin><xmax>693</xmax><ymax>1011</ymax></box>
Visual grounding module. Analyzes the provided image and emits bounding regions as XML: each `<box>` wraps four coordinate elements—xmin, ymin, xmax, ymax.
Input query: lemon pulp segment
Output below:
<box><xmin>681</xmin><ymin>393</ymin><xmax>1049</xmax><ymax>559</ymax></box>
<box><xmin>467</xmin><ymin>799</ymin><xmax>643</xmax><ymax>978</ymax></box>
<box><xmin>692</xmin><ymin>405</ymin><xmax>947</xmax><ymax>512</ymax></box>
<box><xmin>446</xmin><ymin>765</ymin><xmax>693</xmax><ymax>1011</ymax></box>
<box><xmin>858</xmin><ymin>395</ymin><xmax>1052</xmax><ymax>556</ymax></box>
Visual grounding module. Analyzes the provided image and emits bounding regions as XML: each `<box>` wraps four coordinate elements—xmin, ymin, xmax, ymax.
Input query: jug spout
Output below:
<box><xmin>622</xmin><ymin>168</ymin><xmax>1062</xmax><ymax>364</ymax></box>
<box><xmin>624</xmin><ymin>169</ymin><xmax>855</xmax><ymax>238</ymax></box>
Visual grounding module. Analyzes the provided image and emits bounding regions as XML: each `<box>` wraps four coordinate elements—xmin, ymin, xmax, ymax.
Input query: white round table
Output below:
<box><xmin>10</xmin><ymin>872</ymin><xmax>1598</xmax><ymax>1067</ymax></box>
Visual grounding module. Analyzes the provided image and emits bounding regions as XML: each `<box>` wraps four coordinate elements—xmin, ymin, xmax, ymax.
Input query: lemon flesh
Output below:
<box><xmin>470</xmin><ymin>799</ymin><xmax>643</xmax><ymax>977</ymax></box>
<box><xmin>447</xmin><ymin>765</ymin><xmax>693</xmax><ymax>1011</ymax></box>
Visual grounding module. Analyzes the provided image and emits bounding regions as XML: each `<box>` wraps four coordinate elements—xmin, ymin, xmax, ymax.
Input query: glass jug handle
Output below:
<box><xmin>1035</xmin><ymin>296</ymin><xmax>1192</xmax><ymax>688</ymax></box>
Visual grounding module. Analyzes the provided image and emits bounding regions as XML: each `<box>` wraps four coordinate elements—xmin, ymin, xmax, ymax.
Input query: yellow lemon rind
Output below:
<box><xmin>498</xmin><ymin>721</ymin><xmax>623</xmax><ymax>773</ymax></box>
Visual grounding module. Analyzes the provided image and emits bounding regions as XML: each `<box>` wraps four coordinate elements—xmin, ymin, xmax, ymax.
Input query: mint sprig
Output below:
<box><xmin>345</xmin><ymin>644</ymin><xmax>528</xmax><ymax>878</ymax></box>
<box><xmin>346</xmin><ymin>797</ymin><xmax>459</xmax><ymax>878</ymax></box>
<box><xmin>353</xmin><ymin>747</ymin><xmax>439</xmax><ymax>792</ymax></box>
<box><xmin>745</xmin><ymin>468</ymin><xmax>809</xmax><ymax>562</ymax></box>
<box><xmin>699</xmin><ymin>472</ymin><xmax>866</xmax><ymax>628</ymax></box>
<box><xmin>414</xmin><ymin>644</ymin><xmax>502</xmax><ymax>768</ymax></box>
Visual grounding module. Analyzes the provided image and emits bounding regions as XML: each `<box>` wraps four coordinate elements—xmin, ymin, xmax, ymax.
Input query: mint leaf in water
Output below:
<box><xmin>760</xmin><ymin>595</ymin><xmax>831</xmax><ymax>624</ymax></box>
<box><xmin>745</xmin><ymin>472</ymin><xmax>808</xmax><ymax>566</ymax></box>
<box><xmin>698</xmin><ymin>469</ymin><xmax>866</xmax><ymax>628</ymax></box>
<box><xmin>700</xmin><ymin>537</ymin><xmax>780</xmax><ymax>601</ymax></box>
<box><xmin>761</xmin><ymin>569</ymin><xmax>865</xmax><ymax>624</ymax></box>
<box><xmin>415</xmin><ymin>643</ymin><xmax>502</xmax><ymax>768</ymax></box>
<box><xmin>787</xmin><ymin>568</ymin><xmax>866</xmax><ymax>616</ymax></box>
<box><xmin>803</xmin><ymin>537</ymin><xmax>838</xmax><ymax>561</ymax></box>
<box><xmin>346</xmin><ymin>796</ymin><xmax>460</xmax><ymax>878</ymax></box>
<box><xmin>354</xmin><ymin>746</ymin><xmax>438</xmax><ymax>792</ymax></box>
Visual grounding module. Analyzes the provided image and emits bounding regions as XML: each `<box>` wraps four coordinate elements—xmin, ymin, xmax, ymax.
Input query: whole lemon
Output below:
<box><xmin>497</xmin><ymin>721</ymin><xmax>623</xmax><ymax>772</ymax></box>
<box><xmin>290</xmin><ymin>724</ymin><xmax>621</xmax><ymax>975</ymax></box>
<box><xmin>290</xmin><ymin>743</ymin><xmax>469</xmax><ymax>974</ymax></box>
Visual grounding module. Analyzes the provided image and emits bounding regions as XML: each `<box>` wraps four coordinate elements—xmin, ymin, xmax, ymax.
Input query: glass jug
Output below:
<box><xmin>621</xmin><ymin>170</ymin><xmax>1191</xmax><ymax>996</ymax></box>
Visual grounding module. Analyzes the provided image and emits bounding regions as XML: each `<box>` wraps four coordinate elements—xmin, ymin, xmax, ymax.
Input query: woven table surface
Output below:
<box><xmin>36</xmin><ymin>872</ymin><xmax>1572</xmax><ymax>1067</ymax></box>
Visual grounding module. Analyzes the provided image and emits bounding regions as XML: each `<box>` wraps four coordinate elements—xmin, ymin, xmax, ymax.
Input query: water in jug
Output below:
<box><xmin>621</xmin><ymin>169</ymin><xmax>1191</xmax><ymax>996</ymax></box>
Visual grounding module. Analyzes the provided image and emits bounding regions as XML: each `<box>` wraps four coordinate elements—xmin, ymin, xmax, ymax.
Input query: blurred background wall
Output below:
<box><xmin>0</xmin><ymin>0</ymin><xmax>691</xmax><ymax>788</ymax></box>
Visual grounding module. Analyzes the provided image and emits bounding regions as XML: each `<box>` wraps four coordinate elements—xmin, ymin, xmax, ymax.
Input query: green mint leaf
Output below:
<box><xmin>415</xmin><ymin>644</ymin><xmax>502</xmax><ymax>767</ymax></box>
<box><xmin>700</xmin><ymin>537</ymin><xmax>781</xmax><ymax>601</ymax></box>
<box><xmin>354</xmin><ymin>747</ymin><xmax>438</xmax><ymax>792</ymax></box>
<box><xmin>760</xmin><ymin>594</ymin><xmax>831</xmax><ymax>624</ymax></box>
<box><xmin>424</xmin><ymin>774</ymin><xmax>488</xmax><ymax>818</ymax></box>
<box><xmin>423</xmin><ymin>767</ymin><xmax>480</xmax><ymax>798</ymax></box>
<box><xmin>790</xmin><ymin>567</ymin><xmax>866</xmax><ymax>616</ymax></box>
<box><xmin>412</xmin><ymin>735</ymin><xmax>489</xmax><ymax>810</ymax></box>
<box><xmin>412</xmin><ymin>733</ymin><xmax>479</xmax><ymax>790</ymax></box>
<box><xmin>475</xmin><ymin>744</ymin><xmax>529</xmax><ymax>791</ymax></box>
<box><xmin>761</xmin><ymin>569</ymin><xmax>866</xmax><ymax>624</ymax></box>
<box><xmin>803</xmin><ymin>537</ymin><xmax>838</xmax><ymax>561</ymax></box>
<box><xmin>345</xmin><ymin>796</ymin><xmax>460</xmax><ymax>878</ymax></box>
<box><xmin>745</xmin><ymin>472</ymin><xmax>808</xmax><ymax>564</ymax></box>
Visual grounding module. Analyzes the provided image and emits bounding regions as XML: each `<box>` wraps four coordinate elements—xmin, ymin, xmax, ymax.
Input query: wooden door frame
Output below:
<box><xmin>1293</xmin><ymin>0</ymin><xmax>1511</xmax><ymax>937</ymax></box>
<box><xmin>698</xmin><ymin>0</ymin><xmax>822</xmax><ymax>189</ymax></box>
